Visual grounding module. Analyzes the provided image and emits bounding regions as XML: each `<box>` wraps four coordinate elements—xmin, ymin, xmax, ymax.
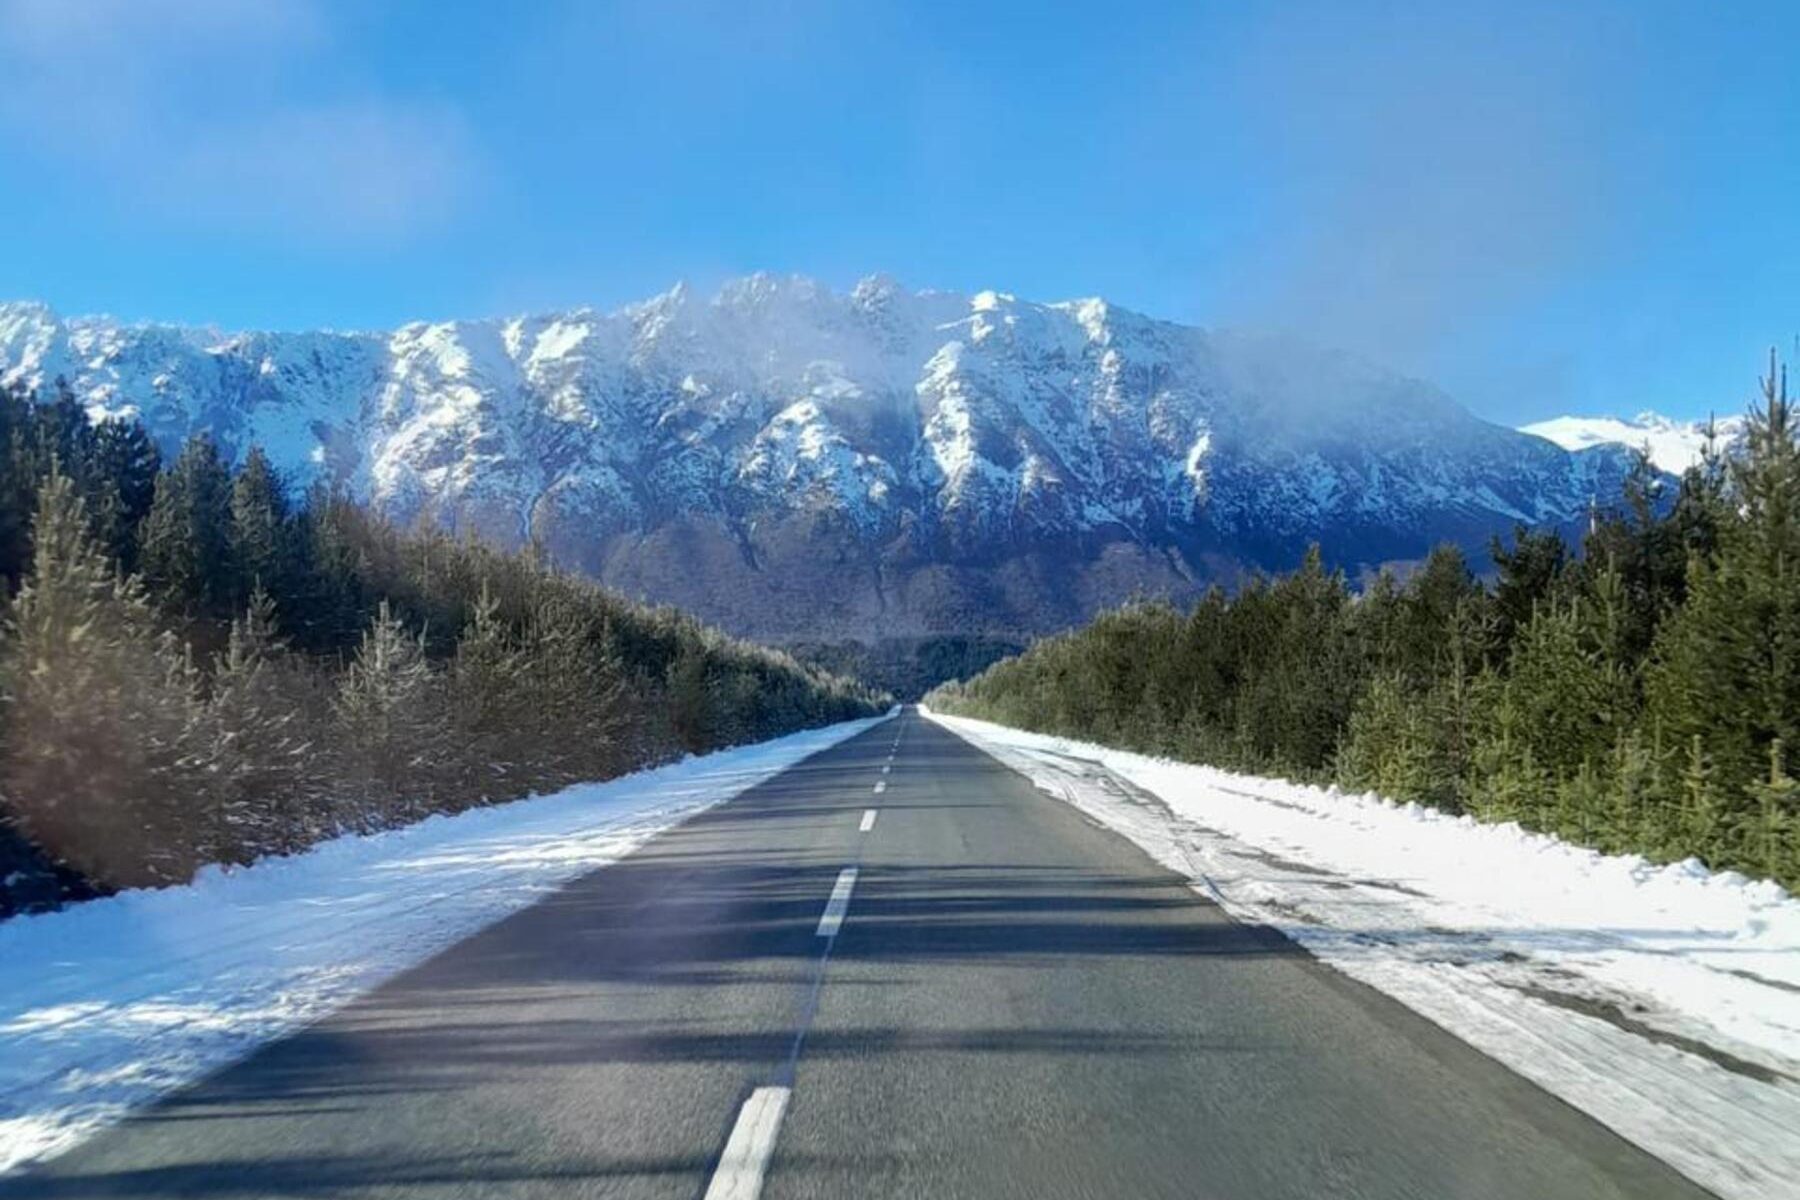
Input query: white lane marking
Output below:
<box><xmin>859</xmin><ymin>809</ymin><xmax>878</xmax><ymax>832</ymax></box>
<box><xmin>816</xmin><ymin>868</ymin><xmax>858</xmax><ymax>937</ymax></box>
<box><xmin>704</xmin><ymin>1086</ymin><xmax>791</xmax><ymax>1200</ymax></box>
<box><xmin>873</xmin><ymin>780</ymin><xmax>886</xmax><ymax>795</ymax></box>
<box><xmin>881</xmin><ymin>764</ymin><xmax>891</xmax><ymax>774</ymax></box>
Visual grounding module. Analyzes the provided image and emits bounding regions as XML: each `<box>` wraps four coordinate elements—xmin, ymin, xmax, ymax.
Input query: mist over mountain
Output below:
<box><xmin>0</xmin><ymin>275</ymin><xmax>1639</xmax><ymax>642</ymax></box>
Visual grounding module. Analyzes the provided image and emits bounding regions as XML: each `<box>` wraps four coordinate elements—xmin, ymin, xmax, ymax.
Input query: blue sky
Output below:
<box><xmin>0</xmin><ymin>0</ymin><xmax>1794</xmax><ymax>425</ymax></box>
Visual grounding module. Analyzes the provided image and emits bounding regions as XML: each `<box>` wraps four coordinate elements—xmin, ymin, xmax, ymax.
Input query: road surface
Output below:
<box><xmin>4</xmin><ymin>709</ymin><xmax>1713</xmax><ymax>1199</ymax></box>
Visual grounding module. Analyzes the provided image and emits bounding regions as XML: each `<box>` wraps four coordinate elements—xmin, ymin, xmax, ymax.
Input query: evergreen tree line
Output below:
<box><xmin>929</xmin><ymin>356</ymin><xmax>1800</xmax><ymax>891</ymax></box>
<box><xmin>0</xmin><ymin>385</ymin><xmax>884</xmax><ymax>904</ymax></box>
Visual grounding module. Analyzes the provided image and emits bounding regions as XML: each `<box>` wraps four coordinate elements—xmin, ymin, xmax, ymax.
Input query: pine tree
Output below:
<box><xmin>203</xmin><ymin>588</ymin><xmax>317</xmax><ymax>860</ymax></box>
<box><xmin>229</xmin><ymin>446</ymin><xmax>289</xmax><ymax>609</ymax></box>
<box><xmin>1578</xmin><ymin>450</ymin><xmax>1686</xmax><ymax>662</ymax></box>
<box><xmin>1396</xmin><ymin>544</ymin><xmax>1487</xmax><ymax>686</ymax></box>
<box><xmin>1490</xmin><ymin>524</ymin><xmax>1568</xmax><ymax>652</ymax></box>
<box><xmin>519</xmin><ymin>589</ymin><xmax>625</xmax><ymax>781</ymax></box>
<box><xmin>1606</xmin><ymin>728</ymin><xmax>1657</xmax><ymax>856</ymax></box>
<box><xmin>449</xmin><ymin>581</ymin><xmax>530</xmax><ymax>800</ymax></box>
<box><xmin>0</xmin><ymin>389</ymin><xmax>40</xmax><ymax>585</ymax></box>
<box><xmin>86</xmin><ymin>417</ymin><xmax>162</xmax><ymax>572</ymax></box>
<box><xmin>1734</xmin><ymin>354</ymin><xmax>1800</xmax><ymax>754</ymax></box>
<box><xmin>1670</xmin><ymin>416</ymin><xmax>1730</xmax><ymax>565</ymax></box>
<box><xmin>666</xmin><ymin>637</ymin><xmax>712</xmax><ymax>754</ymax></box>
<box><xmin>1467</xmin><ymin>721</ymin><xmax>1550</xmax><ymax>826</ymax></box>
<box><xmin>333</xmin><ymin>600</ymin><xmax>446</xmax><ymax>824</ymax></box>
<box><xmin>1337</xmin><ymin>673</ymin><xmax>1438</xmax><ymax>802</ymax></box>
<box><xmin>140</xmin><ymin>434</ymin><xmax>234</xmax><ymax>617</ymax></box>
<box><xmin>1746</xmin><ymin>739</ymin><xmax>1797</xmax><ymax>885</ymax></box>
<box><xmin>1556</xmin><ymin>761</ymin><xmax>1609</xmax><ymax>846</ymax></box>
<box><xmin>1646</xmin><ymin>352</ymin><xmax>1800</xmax><ymax>872</ymax></box>
<box><xmin>1267</xmin><ymin>546</ymin><xmax>1359</xmax><ymax>772</ymax></box>
<box><xmin>1679</xmin><ymin>735</ymin><xmax>1725</xmax><ymax>861</ymax></box>
<box><xmin>1</xmin><ymin>467</ymin><xmax>202</xmax><ymax>887</ymax></box>
<box><xmin>286</xmin><ymin>486</ymin><xmax>368</xmax><ymax>653</ymax></box>
<box><xmin>1483</xmin><ymin>598</ymin><xmax>1621</xmax><ymax>777</ymax></box>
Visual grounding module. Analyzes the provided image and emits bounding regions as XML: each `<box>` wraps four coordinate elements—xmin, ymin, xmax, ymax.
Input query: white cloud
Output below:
<box><xmin>0</xmin><ymin>0</ymin><xmax>481</xmax><ymax>241</ymax></box>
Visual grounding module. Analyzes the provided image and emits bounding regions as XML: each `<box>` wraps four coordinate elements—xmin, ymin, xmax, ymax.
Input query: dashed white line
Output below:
<box><xmin>816</xmin><ymin>868</ymin><xmax>858</xmax><ymax>938</ymax></box>
<box><xmin>881</xmin><ymin>764</ymin><xmax>891</xmax><ymax>774</ymax></box>
<box><xmin>873</xmin><ymin>780</ymin><xmax>886</xmax><ymax>795</ymax></box>
<box><xmin>859</xmin><ymin>809</ymin><xmax>878</xmax><ymax>832</ymax></box>
<box><xmin>703</xmin><ymin>1086</ymin><xmax>791</xmax><ymax>1200</ymax></box>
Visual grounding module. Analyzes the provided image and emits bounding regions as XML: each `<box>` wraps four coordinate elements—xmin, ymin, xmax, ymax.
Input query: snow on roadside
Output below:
<box><xmin>927</xmin><ymin>708</ymin><xmax>1800</xmax><ymax>1200</ymax></box>
<box><xmin>0</xmin><ymin>714</ymin><xmax>889</xmax><ymax>1175</ymax></box>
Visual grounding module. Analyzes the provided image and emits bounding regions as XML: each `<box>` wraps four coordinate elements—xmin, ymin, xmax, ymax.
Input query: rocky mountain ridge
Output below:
<box><xmin>0</xmin><ymin>276</ymin><xmax>1638</xmax><ymax>639</ymax></box>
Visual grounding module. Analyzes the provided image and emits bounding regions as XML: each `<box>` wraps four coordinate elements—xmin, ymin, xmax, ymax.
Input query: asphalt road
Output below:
<box><xmin>5</xmin><ymin>709</ymin><xmax>1714</xmax><ymax>1199</ymax></box>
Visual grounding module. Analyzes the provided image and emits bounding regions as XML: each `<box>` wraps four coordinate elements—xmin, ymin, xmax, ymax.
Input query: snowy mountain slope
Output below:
<box><xmin>1521</xmin><ymin>412</ymin><xmax>1745</xmax><ymax>475</ymax></box>
<box><xmin>0</xmin><ymin>277</ymin><xmax>1639</xmax><ymax>639</ymax></box>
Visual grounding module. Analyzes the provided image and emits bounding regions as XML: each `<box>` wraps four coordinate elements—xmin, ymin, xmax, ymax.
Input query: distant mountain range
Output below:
<box><xmin>0</xmin><ymin>276</ymin><xmax>1643</xmax><ymax>642</ymax></box>
<box><xmin>1520</xmin><ymin>412</ymin><xmax>1745</xmax><ymax>475</ymax></box>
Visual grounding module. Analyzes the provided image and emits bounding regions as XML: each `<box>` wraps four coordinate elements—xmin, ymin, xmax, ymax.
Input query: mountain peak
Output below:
<box><xmin>850</xmin><ymin>272</ymin><xmax>903</xmax><ymax>305</ymax></box>
<box><xmin>0</xmin><ymin>298</ymin><xmax>57</xmax><ymax>321</ymax></box>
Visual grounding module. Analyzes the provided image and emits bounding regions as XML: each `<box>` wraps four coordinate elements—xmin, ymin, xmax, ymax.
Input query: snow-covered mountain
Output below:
<box><xmin>1521</xmin><ymin>412</ymin><xmax>1745</xmax><ymax>475</ymax></box>
<box><xmin>0</xmin><ymin>276</ymin><xmax>1640</xmax><ymax>639</ymax></box>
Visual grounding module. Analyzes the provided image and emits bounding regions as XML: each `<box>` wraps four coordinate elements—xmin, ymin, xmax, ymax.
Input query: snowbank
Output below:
<box><xmin>927</xmin><ymin>709</ymin><xmax>1800</xmax><ymax>1200</ymax></box>
<box><xmin>0</xmin><ymin>714</ymin><xmax>888</xmax><ymax>1174</ymax></box>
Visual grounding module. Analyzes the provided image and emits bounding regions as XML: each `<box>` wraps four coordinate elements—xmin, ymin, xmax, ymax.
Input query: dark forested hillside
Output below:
<box><xmin>931</xmin><ymin>356</ymin><xmax>1800</xmax><ymax>891</ymax></box>
<box><xmin>788</xmin><ymin>634</ymin><xmax>1026</xmax><ymax>702</ymax></box>
<box><xmin>0</xmin><ymin>385</ymin><xmax>885</xmax><ymax>915</ymax></box>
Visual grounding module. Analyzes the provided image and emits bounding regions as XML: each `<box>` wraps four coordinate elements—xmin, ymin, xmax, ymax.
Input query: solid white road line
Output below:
<box><xmin>873</xmin><ymin>780</ymin><xmax>886</xmax><ymax>795</ymax></box>
<box><xmin>860</xmin><ymin>809</ymin><xmax>878</xmax><ymax>832</ymax></box>
<box><xmin>816</xmin><ymin>868</ymin><xmax>858</xmax><ymax>937</ymax></box>
<box><xmin>703</xmin><ymin>1086</ymin><xmax>791</xmax><ymax>1200</ymax></box>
